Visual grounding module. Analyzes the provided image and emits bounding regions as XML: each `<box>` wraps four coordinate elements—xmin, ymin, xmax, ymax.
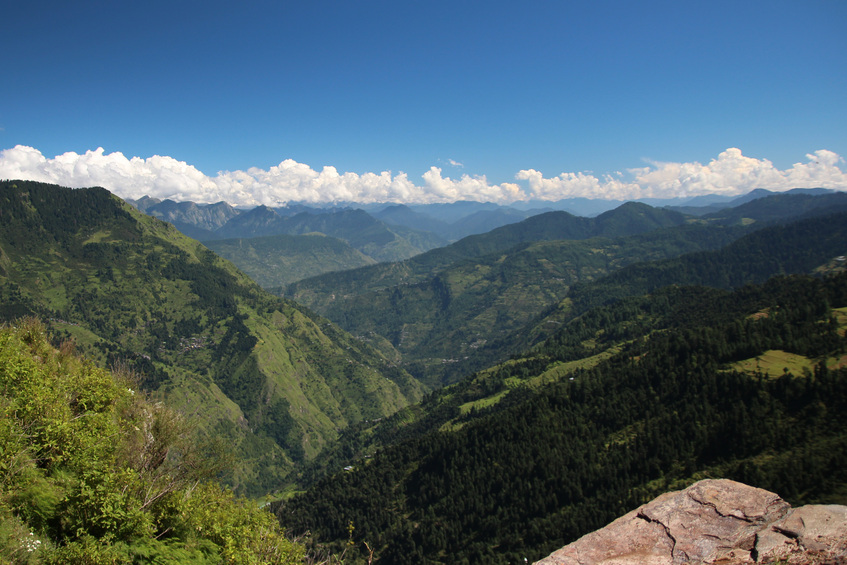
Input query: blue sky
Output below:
<box><xmin>2</xmin><ymin>0</ymin><xmax>846</xmax><ymax>205</ymax></box>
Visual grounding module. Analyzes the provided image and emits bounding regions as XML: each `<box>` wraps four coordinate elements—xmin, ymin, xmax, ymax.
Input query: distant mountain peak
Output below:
<box><xmin>251</xmin><ymin>204</ymin><xmax>279</xmax><ymax>214</ymax></box>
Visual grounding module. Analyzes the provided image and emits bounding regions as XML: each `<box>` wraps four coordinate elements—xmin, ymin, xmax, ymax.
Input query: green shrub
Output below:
<box><xmin>0</xmin><ymin>319</ymin><xmax>305</xmax><ymax>564</ymax></box>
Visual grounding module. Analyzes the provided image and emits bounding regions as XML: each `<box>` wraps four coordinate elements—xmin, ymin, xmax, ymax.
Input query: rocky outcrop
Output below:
<box><xmin>535</xmin><ymin>479</ymin><xmax>847</xmax><ymax>565</ymax></box>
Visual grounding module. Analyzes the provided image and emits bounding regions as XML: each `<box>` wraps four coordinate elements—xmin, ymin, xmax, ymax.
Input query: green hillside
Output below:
<box><xmin>0</xmin><ymin>319</ymin><xmax>305</xmax><ymax>563</ymax></box>
<box><xmin>277</xmin><ymin>271</ymin><xmax>847</xmax><ymax>564</ymax></box>
<box><xmin>203</xmin><ymin>233</ymin><xmax>376</xmax><ymax>288</ymax></box>
<box><xmin>0</xmin><ymin>180</ymin><xmax>423</xmax><ymax>496</ymax></box>
<box><xmin>703</xmin><ymin>190</ymin><xmax>847</xmax><ymax>225</ymax></box>
<box><xmin>519</xmin><ymin>209</ymin><xmax>847</xmax><ymax>350</ymax></box>
<box><xmin>207</xmin><ymin>206</ymin><xmax>447</xmax><ymax>263</ymax></box>
<box><xmin>305</xmin><ymin>224</ymin><xmax>747</xmax><ymax>387</ymax></box>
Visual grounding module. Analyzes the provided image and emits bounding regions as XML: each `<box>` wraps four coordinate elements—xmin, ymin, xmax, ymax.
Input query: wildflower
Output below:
<box><xmin>23</xmin><ymin>532</ymin><xmax>42</xmax><ymax>552</ymax></box>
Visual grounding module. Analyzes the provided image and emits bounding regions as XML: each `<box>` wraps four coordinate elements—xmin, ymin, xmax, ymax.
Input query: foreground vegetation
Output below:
<box><xmin>0</xmin><ymin>319</ymin><xmax>305</xmax><ymax>564</ymax></box>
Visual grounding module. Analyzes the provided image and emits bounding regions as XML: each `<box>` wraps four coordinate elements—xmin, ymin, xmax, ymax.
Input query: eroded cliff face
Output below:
<box><xmin>535</xmin><ymin>479</ymin><xmax>847</xmax><ymax>565</ymax></box>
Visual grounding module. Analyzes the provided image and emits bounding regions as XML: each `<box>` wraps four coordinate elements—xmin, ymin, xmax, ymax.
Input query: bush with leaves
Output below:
<box><xmin>0</xmin><ymin>318</ymin><xmax>304</xmax><ymax>564</ymax></box>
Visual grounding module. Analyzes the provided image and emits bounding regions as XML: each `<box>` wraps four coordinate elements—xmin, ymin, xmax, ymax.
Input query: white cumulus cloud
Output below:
<box><xmin>517</xmin><ymin>148</ymin><xmax>847</xmax><ymax>201</ymax></box>
<box><xmin>1</xmin><ymin>145</ymin><xmax>845</xmax><ymax>206</ymax></box>
<box><xmin>0</xmin><ymin>146</ymin><xmax>524</xmax><ymax>206</ymax></box>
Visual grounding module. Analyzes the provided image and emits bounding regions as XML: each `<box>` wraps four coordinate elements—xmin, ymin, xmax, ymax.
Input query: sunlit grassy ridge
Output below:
<box><xmin>0</xmin><ymin>180</ymin><xmax>424</xmax><ymax>497</ymax></box>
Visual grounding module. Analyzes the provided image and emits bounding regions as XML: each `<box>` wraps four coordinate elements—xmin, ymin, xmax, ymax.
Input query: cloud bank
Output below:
<box><xmin>1</xmin><ymin>145</ymin><xmax>845</xmax><ymax>206</ymax></box>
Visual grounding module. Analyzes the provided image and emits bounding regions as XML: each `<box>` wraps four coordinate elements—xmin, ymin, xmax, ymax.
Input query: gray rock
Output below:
<box><xmin>535</xmin><ymin>479</ymin><xmax>847</xmax><ymax>565</ymax></box>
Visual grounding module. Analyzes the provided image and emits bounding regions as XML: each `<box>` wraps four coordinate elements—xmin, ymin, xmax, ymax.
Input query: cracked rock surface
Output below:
<box><xmin>534</xmin><ymin>479</ymin><xmax>847</xmax><ymax>565</ymax></box>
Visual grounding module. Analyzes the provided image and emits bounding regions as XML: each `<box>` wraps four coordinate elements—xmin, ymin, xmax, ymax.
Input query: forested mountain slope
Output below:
<box><xmin>284</xmin><ymin>203</ymin><xmax>696</xmax><ymax>384</ymax></box>
<box><xmin>664</xmin><ymin>187</ymin><xmax>838</xmax><ymax>216</ymax></box>
<box><xmin>701</xmin><ymin>189</ymin><xmax>847</xmax><ymax>224</ymax></box>
<box><xmin>0</xmin><ymin>180</ymin><xmax>423</xmax><ymax>496</ymax></box>
<box><xmin>519</xmin><ymin>210</ymin><xmax>847</xmax><ymax>350</ymax></box>
<box><xmin>376</xmin><ymin>204</ymin><xmax>536</xmax><ymax>241</ymax></box>
<box><xmin>307</xmin><ymin>224</ymin><xmax>746</xmax><ymax>387</ymax></box>
<box><xmin>207</xmin><ymin>206</ymin><xmax>447</xmax><ymax>263</ymax></box>
<box><xmin>277</xmin><ymin>270</ymin><xmax>847</xmax><ymax>565</ymax></box>
<box><xmin>300</xmin><ymin>212</ymin><xmax>847</xmax><ymax>480</ymax></box>
<box><xmin>204</xmin><ymin>233</ymin><xmax>376</xmax><ymax>288</ymax></box>
<box><xmin>128</xmin><ymin>197</ymin><xmax>241</xmax><ymax>241</ymax></box>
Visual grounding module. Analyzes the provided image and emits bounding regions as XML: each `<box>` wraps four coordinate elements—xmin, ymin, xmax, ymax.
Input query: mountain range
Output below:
<box><xmin>3</xmin><ymin>179</ymin><xmax>847</xmax><ymax>564</ymax></box>
<box><xmin>285</xmin><ymin>192</ymin><xmax>847</xmax><ymax>386</ymax></box>
<box><xmin>128</xmin><ymin>198</ymin><xmax>450</xmax><ymax>264</ymax></box>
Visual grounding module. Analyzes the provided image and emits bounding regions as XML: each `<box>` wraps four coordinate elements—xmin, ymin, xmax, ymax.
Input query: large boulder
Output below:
<box><xmin>535</xmin><ymin>479</ymin><xmax>847</xmax><ymax>565</ymax></box>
